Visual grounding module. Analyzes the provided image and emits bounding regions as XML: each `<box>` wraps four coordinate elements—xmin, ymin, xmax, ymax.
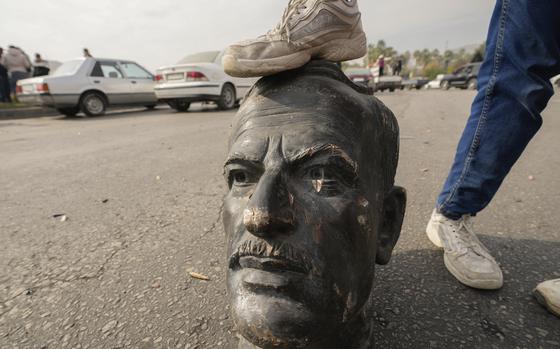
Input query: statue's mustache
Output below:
<box><xmin>229</xmin><ymin>239</ymin><xmax>313</xmax><ymax>274</ymax></box>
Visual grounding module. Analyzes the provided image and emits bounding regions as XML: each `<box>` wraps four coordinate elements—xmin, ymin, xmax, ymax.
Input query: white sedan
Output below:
<box><xmin>16</xmin><ymin>58</ymin><xmax>158</xmax><ymax>117</ymax></box>
<box><xmin>155</xmin><ymin>51</ymin><xmax>257</xmax><ymax>111</ymax></box>
<box><xmin>425</xmin><ymin>74</ymin><xmax>445</xmax><ymax>90</ymax></box>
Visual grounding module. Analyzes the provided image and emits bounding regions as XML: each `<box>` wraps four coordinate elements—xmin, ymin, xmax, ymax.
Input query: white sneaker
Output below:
<box><xmin>223</xmin><ymin>0</ymin><xmax>366</xmax><ymax>77</ymax></box>
<box><xmin>426</xmin><ymin>209</ymin><xmax>503</xmax><ymax>290</ymax></box>
<box><xmin>534</xmin><ymin>279</ymin><xmax>560</xmax><ymax>318</ymax></box>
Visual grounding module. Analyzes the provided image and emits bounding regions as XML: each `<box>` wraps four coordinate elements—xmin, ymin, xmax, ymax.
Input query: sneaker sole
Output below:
<box><xmin>223</xmin><ymin>32</ymin><xmax>367</xmax><ymax>78</ymax></box>
<box><xmin>534</xmin><ymin>288</ymin><xmax>560</xmax><ymax>317</ymax></box>
<box><xmin>443</xmin><ymin>254</ymin><xmax>503</xmax><ymax>290</ymax></box>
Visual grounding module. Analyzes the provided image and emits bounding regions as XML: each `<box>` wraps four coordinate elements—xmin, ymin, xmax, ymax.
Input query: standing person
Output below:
<box><xmin>33</xmin><ymin>53</ymin><xmax>50</xmax><ymax>77</ymax></box>
<box><xmin>378</xmin><ymin>54</ymin><xmax>385</xmax><ymax>76</ymax></box>
<box><xmin>0</xmin><ymin>47</ymin><xmax>12</xmax><ymax>103</ymax></box>
<box><xmin>83</xmin><ymin>48</ymin><xmax>93</xmax><ymax>58</ymax></box>
<box><xmin>394</xmin><ymin>58</ymin><xmax>402</xmax><ymax>76</ymax></box>
<box><xmin>426</xmin><ymin>0</ymin><xmax>560</xmax><ymax>318</ymax></box>
<box><xmin>1</xmin><ymin>46</ymin><xmax>31</xmax><ymax>98</ymax></box>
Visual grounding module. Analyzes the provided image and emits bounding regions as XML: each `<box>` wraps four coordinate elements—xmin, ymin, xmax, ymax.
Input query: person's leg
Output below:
<box><xmin>223</xmin><ymin>0</ymin><xmax>366</xmax><ymax>77</ymax></box>
<box><xmin>437</xmin><ymin>0</ymin><xmax>560</xmax><ymax>218</ymax></box>
<box><xmin>427</xmin><ymin>0</ymin><xmax>560</xmax><ymax>290</ymax></box>
<box><xmin>0</xmin><ymin>76</ymin><xmax>5</xmax><ymax>102</ymax></box>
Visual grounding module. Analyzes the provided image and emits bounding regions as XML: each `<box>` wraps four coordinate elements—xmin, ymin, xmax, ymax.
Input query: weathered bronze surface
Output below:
<box><xmin>223</xmin><ymin>61</ymin><xmax>406</xmax><ymax>349</ymax></box>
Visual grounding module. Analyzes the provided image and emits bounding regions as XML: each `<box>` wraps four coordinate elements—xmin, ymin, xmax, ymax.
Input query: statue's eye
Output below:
<box><xmin>230</xmin><ymin>170</ymin><xmax>249</xmax><ymax>187</ymax></box>
<box><xmin>309</xmin><ymin>167</ymin><xmax>336</xmax><ymax>181</ymax></box>
<box><xmin>305</xmin><ymin>166</ymin><xmax>344</xmax><ymax>196</ymax></box>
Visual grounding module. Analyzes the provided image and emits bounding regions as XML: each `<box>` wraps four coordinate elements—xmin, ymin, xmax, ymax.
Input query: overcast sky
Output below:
<box><xmin>1</xmin><ymin>0</ymin><xmax>495</xmax><ymax>71</ymax></box>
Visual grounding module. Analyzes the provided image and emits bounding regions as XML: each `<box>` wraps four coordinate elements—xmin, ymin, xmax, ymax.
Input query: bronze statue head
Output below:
<box><xmin>223</xmin><ymin>61</ymin><xmax>406</xmax><ymax>349</ymax></box>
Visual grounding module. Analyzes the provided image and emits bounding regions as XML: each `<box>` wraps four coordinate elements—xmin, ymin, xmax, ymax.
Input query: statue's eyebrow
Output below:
<box><xmin>224</xmin><ymin>156</ymin><xmax>262</xmax><ymax>168</ymax></box>
<box><xmin>289</xmin><ymin>144</ymin><xmax>358</xmax><ymax>175</ymax></box>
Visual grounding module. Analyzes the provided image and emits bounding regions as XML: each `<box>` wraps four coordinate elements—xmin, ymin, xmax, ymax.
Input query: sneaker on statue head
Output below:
<box><xmin>426</xmin><ymin>209</ymin><xmax>504</xmax><ymax>290</ymax></box>
<box><xmin>223</xmin><ymin>0</ymin><xmax>366</xmax><ymax>77</ymax></box>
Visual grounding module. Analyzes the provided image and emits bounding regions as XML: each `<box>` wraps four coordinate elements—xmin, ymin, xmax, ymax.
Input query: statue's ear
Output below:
<box><xmin>376</xmin><ymin>186</ymin><xmax>406</xmax><ymax>265</ymax></box>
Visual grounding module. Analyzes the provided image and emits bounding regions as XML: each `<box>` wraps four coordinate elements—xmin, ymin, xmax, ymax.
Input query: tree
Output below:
<box><xmin>365</xmin><ymin>40</ymin><xmax>398</xmax><ymax>67</ymax></box>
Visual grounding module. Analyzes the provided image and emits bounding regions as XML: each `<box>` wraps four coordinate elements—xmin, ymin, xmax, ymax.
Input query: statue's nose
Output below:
<box><xmin>243</xmin><ymin>171</ymin><xmax>295</xmax><ymax>237</ymax></box>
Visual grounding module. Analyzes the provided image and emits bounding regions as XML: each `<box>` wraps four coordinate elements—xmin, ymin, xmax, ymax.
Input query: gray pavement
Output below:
<box><xmin>0</xmin><ymin>91</ymin><xmax>559</xmax><ymax>349</ymax></box>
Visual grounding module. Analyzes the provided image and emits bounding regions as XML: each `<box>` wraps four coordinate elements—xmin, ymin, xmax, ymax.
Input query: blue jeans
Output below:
<box><xmin>437</xmin><ymin>0</ymin><xmax>560</xmax><ymax>220</ymax></box>
<box><xmin>9</xmin><ymin>71</ymin><xmax>29</xmax><ymax>94</ymax></box>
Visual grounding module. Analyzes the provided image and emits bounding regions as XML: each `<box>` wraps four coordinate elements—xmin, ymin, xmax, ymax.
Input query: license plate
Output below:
<box><xmin>166</xmin><ymin>73</ymin><xmax>184</xmax><ymax>81</ymax></box>
<box><xmin>22</xmin><ymin>85</ymin><xmax>34</xmax><ymax>93</ymax></box>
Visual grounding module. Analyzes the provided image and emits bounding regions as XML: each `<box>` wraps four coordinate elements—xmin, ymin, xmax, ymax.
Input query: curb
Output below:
<box><xmin>0</xmin><ymin>107</ymin><xmax>59</xmax><ymax>120</ymax></box>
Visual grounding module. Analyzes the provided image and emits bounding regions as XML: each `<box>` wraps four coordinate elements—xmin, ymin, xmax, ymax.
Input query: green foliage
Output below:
<box><xmin>352</xmin><ymin>39</ymin><xmax>486</xmax><ymax>79</ymax></box>
<box><xmin>365</xmin><ymin>40</ymin><xmax>398</xmax><ymax>67</ymax></box>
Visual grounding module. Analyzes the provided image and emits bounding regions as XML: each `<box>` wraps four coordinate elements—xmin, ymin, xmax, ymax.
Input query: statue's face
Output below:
<box><xmin>223</xmin><ymin>82</ymin><xmax>404</xmax><ymax>348</ymax></box>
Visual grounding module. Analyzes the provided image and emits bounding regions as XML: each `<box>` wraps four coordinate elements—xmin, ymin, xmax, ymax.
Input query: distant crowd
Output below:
<box><xmin>0</xmin><ymin>46</ymin><xmax>94</xmax><ymax>103</ymax></box>
<box><xmin>0</xmin><ymin>46</ymin><xmax>49</xmax><ymax>103</ymax></box>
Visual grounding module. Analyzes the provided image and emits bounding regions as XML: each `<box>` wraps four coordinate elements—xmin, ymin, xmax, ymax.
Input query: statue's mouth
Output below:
<box><xmin>228</xmin><ymin>239</ymin><xmax>312</xmax><ymax>275</ymax></box>
<box><xmin>238</xmin><ymin>255</ymin><xmax>308</xmax><ymax>274</ymax></box>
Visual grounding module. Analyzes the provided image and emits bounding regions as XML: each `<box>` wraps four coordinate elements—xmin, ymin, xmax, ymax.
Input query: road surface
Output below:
<box><xmin>1</xmin><ymin>90</ymin><xmax>559</xmax><ymax>348</ymax></box>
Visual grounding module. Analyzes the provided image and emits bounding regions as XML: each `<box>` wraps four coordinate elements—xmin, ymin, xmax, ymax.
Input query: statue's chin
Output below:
<box><xmin>232</xmin><ymin>293</ymin><xmax>324</xmax><ymax>349</ymax></box>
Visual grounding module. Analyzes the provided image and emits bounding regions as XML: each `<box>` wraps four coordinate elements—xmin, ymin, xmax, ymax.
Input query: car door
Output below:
<box><xmin>450</xmin><ymin>67</ymin><xmax>465</xmax><ymax>86</ymax></box>
<box><xmin>118</xmin><ymin>61</ymin><xmax>158</xmax><ymax>105</ymax></box>
<box><xmin>460</xmin><ymin>66</ymin><xmax>473</xmax><ymax>86</ymax></box>
<box><xmin>89</xmin><ymin>60</ymin><xmax>131</xmax><ymax>105</ymax></box>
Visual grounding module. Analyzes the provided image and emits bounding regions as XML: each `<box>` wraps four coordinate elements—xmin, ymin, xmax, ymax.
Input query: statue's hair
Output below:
<box><xmin>238</xmin><ymin>60</ymin><xmax>400</xmax><ymax>196</ymax></box>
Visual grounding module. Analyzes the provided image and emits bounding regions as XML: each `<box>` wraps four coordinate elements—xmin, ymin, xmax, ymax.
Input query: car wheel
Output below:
<box><xmin>217</xmin><ymin>84</ymin><xmax>236</xmax><ymax>110</ymax></box>
<box><xmin>57</xmin><ymin>107</ymin><xmax>79</xmax><ymax>117</ymax></box>
<box><xmin>389</xmin><ymin>88</ymin><xmax>395</xmax><ymax>92</ymax></box>
<box><xmin>441</xmin><ymin>81</ymin><xmax>450</xmax><ymax>90</ymax></box>
<box><xmin>467</xmin><ymin>78</ymin><xmax>478</xmax><ymax>90</ymax></box>
<box><xmin>80</xmin><ymin>92</ymin><xmax>107</xmax><ymax>117</ymax></box>
<box><xmin>145</xmin><ymin>105</ymin><xmax>157</xmax><ymax>110</ymax></box>
<box><xmin>168</xmin><ymin>100</ymin><xmax>190</xmax><ymax>112</ymax></box>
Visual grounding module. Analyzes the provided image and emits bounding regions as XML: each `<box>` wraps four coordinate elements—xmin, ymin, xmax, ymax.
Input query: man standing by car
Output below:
<box><xmin>0</xmin><ymin>47</ymin><xmax>12</xmax><ymax>103</ymax></box>
<box><xmin>1</xmin><ymin>46</ymin><xmax>31</xmax><ymax>98</ymax></box>
<box><xmin>33</xmin><ymin>53</ymin><xmax>50</xmax><ymax>77</ymax></box>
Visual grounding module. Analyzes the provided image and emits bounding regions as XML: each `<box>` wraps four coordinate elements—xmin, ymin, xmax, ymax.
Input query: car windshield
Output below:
<box><xmin>177</xmin><ymin>51</ymin><xmax>220</xmax><ymax>64</ymax></box>
<box><xmin>51</xmin><ymin>60</ymin><xmax>83</xmax><ymax>76</ymax></box>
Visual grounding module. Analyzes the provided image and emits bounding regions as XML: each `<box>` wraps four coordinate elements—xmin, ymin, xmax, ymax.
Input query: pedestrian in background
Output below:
<box><xmin>1</xmin><ymin>46</ymin><xmax>31</xmax><ymax>98</ymax></box>
<box><xmin>378</xmin><ymin>54</ymin><xmax>385</xmax><ymax>76</ymax></box>
<box><xmin>394</xmin><ymin>58</ymin><xmax>402</xmax><ymax>76</ymax></box>
<box><xmin>33</xmin><ymin>53</ymin><xmax>50</xmax><ymax>77</ymax></box>
<box><xmin>0</xmin><ymin>47</ymin><xmax>12</xmax><ymax>103</ymax></box>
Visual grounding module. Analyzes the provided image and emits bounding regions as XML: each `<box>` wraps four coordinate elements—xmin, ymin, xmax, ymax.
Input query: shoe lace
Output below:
<box><xmin>448</xmin><ymin>216</ymin><xmax>489</xmax><ymax>258</ymax></box>
<box><xmin>267</xmin><ymin>0</ymin><xmax>309</xmax><ymax>42</ymax></box>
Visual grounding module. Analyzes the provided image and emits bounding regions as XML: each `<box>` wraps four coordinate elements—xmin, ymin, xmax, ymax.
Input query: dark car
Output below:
<box><xmin>345</xmin><ymin>68</ymin><xmax>373</xmax><ymax>88</ymax></box>
<box><xmin>441</xmin><ymin>63</ymin><xmax>482</xmax><ymax>90</ymax></box>
<box><xmin>402</xmin><ymin>77</ymin><xmax>430</xmax><ymax>90</ymax></box>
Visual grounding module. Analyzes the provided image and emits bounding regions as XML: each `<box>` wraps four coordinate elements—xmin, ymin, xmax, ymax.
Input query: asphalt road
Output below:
<box><xmin>1</xmin><ymin>90</ymin><xmax>559</xmax><ymax>349</ymax></box>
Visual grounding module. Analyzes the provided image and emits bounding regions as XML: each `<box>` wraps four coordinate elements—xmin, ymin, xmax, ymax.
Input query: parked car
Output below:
<box><xmin>425</xmin><ymin>74</ymin><xmax>445</xmax><ymax>89</ymax></box>
<box><xmin>402</xmin><ymin>77</ymin><xmax>430</xmax><ymax>90</ymax></box>
<box><xmin>344</xmin><ymin>68</ymin><xmax>373</xmax><ymax>88</ymax></box>
<box><xmin>368</xmin><ymin>64</ymin><xmax>402</xmax><ymax>92</ymax></box>
<box><xmin>16</xmin><ymin>57</ymin><xmax>157</xmax><ymax>116</ymax></box>
<box><xmin>154</xmin><ymin>51</ymin><xmax>257</xmax><ymax>112</ymax></box>
<box><xmin>440</xmin><ymin>63</ymin><xmax>482</xmax><ymax>90</ymax></box>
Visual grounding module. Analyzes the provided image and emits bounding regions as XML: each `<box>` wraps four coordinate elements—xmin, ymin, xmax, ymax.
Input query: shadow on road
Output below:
<box><xmin>371</xmin><ymin>236</ymin><xmax>560</xmax><ymax>348</ymax></box>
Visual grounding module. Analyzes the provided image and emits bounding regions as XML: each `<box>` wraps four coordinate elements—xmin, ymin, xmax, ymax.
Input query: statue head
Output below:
<box><xmin>223</xmin><ymin>61</ymin><xmax>406</xmax><ymax>349</ymax></box>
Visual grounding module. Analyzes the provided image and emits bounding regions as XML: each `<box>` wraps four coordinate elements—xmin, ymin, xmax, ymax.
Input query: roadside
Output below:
<box><xmin>0</xmin><ymin>103</ymin><xmax>59</xmax><ymax>119</ymax></box>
